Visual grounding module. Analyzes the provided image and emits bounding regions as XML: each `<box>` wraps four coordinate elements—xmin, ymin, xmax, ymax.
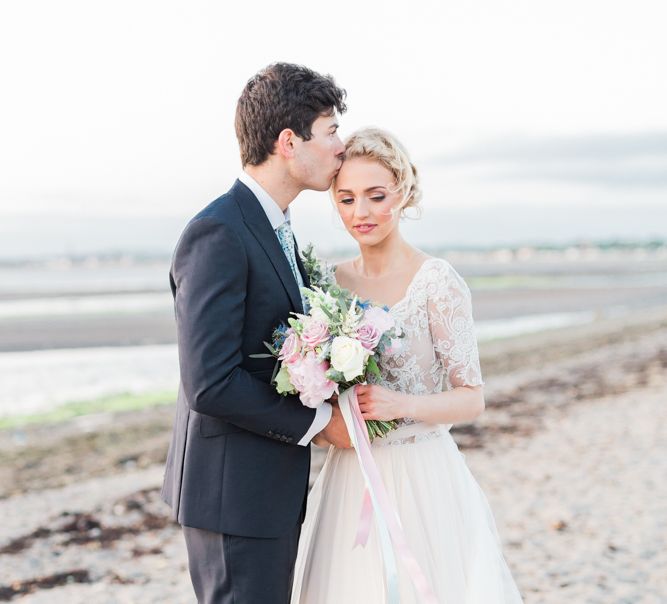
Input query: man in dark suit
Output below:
<box><xmin>161</xmin><ymin>63</ymin><xmax>351</xmax><ymax>603</ymax></box>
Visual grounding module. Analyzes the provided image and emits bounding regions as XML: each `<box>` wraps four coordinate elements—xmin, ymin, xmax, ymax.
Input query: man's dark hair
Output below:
<box><xmin>235</xmin><ymin>62</ymin><xmax>347</xmax><ymax>166</ymax></box>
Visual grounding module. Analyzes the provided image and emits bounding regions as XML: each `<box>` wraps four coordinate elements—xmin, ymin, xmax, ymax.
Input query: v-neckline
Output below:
<box><xmin>334</xmin><ymin>257</ymin><xmax>438</xmax><ymax>312</ymax></box>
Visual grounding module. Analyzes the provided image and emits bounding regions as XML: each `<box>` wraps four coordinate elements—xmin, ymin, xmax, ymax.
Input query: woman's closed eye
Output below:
<box><xmin>338</xmin><ymin>194</ymin><xmax>385</xmax><ymax>204</ymax></box>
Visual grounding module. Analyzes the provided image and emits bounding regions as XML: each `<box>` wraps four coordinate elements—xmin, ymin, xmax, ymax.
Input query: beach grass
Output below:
<box><xmin>0</xmin><ymin>390</ymin><xmax>176</xmax><ymax>430</ymax></box>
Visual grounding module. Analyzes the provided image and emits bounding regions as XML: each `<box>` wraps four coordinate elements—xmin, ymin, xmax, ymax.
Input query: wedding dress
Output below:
<box><xmin>291</xmin><ymin>257</ymin><xmax>523</xmax><ymax>603</ymax></box>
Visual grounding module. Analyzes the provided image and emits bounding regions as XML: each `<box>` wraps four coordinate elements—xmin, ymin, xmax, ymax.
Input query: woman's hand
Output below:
<box><xmin>355</xmin><ymin>384</ymin><xmax>407</xmax><ymax>421</ymax></box>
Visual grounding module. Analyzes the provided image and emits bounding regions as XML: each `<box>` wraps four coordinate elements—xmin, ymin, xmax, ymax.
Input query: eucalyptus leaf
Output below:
<box><xmin>337</xmin><ymin>297</ymin><xmax>348</xmax><ymax>314</ymax></box>
<box><xmin>366</xmin><ymin>355</ymin><xmax>381</xmax><ymax>377</ymax></box>
<box><xmin>262</xmin><ymin>341</ymin><xmax>278</xmax><ymax>355</ymax></box>
<box><xmin>271</xmin><ymin>360</ymin><xmax>280</xmax><ymax>382</ymax></box>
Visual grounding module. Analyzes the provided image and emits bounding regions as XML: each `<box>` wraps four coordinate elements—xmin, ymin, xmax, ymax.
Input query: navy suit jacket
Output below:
<box><xmin>161</xmin><ymin>179</ymin><xmax>318</xmax><ymax>538</ymax></box>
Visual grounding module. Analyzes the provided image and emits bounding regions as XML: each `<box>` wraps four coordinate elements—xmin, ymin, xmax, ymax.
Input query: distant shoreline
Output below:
<box><xmin>1</xmin><ymin>238</ymin><xmax>666</xmax><ymax>267</ymax></box>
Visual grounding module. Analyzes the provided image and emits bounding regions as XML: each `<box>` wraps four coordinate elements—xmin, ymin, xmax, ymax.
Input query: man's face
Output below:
<box><xmin>290</xmin><ymin>114</ymin><xmax>345</xmax><ymax>192</ymax></box>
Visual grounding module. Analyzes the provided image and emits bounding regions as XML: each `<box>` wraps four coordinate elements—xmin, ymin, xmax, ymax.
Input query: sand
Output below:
<box><xmin>1</xmin><ymin>307</ymin><xmax>666</xmax><ymax>602</ymax></box>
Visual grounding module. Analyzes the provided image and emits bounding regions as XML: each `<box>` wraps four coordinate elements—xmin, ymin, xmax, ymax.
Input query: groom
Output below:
<box><xmin>161</xmin><ymin>63</ymin><xmax>351</xmax><ymax>604</ymax></box>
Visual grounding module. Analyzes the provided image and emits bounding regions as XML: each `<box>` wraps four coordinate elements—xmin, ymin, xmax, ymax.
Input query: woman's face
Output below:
<box><xmin>333</xmin><ymin>157</ymin><xmax>403</xmax><ymax>246</ymax></box>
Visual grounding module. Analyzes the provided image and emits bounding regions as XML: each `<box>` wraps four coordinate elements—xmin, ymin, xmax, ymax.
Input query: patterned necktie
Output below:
<box><xmin>275</xmin><ymin>221</ymin><xmax>306</xmax><ymax>309</ymax></box>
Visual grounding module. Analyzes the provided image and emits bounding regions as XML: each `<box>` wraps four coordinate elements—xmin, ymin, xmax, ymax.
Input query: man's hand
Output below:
<box><xmin>312</xmin><ymin>432</ymin><xmax>330</xmax><ymax>447</ymax></box>
<box><xmin>319</xmin><ymin>402</ymin><xmax>352</xmax><ymax>449</ymax></box>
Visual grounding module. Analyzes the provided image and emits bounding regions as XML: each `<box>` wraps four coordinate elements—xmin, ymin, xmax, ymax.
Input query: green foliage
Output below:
<box><xmin>325</xmin><ymin>369</ymin><xmax>344</xmax><ymax>382</ymax></box>
<box><xmin>301</xmin><ymin>243</ymin><xmax>335</xmax><ymax>289</ymax></box>
<box><xmin>366</xmin><ymin>355</ymin><xmax>381</xmax><ymax>377</ymax></box>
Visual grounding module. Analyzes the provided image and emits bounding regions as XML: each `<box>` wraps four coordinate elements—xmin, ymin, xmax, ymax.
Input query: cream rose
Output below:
<box><xmin>330</xmin><ymin>336</ymin><xmax>367</xmax><ymax>381</ymax></box>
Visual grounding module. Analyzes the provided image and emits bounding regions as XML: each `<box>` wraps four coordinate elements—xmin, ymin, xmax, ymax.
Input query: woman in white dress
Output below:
<box><xmin>291</xmin><ymin>128</ymin><xmax>523</xmax><ymax>603</ymax></box>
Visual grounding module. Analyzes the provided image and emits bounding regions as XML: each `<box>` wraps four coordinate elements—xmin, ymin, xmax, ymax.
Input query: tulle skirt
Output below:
<box><xmin>291</xmin><ymin>421</ymin><xmax>523</xmax><ymax>603</ymax></box>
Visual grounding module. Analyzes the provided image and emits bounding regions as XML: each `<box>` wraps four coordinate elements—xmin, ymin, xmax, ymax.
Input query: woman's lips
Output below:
<box><xmin>353</xmin><ymin>224</ymin><xmax>377</xmax><ymax>234</ymax></box>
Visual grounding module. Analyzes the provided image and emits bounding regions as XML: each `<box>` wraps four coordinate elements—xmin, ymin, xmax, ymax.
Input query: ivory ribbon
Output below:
<box><xmin>338</xmin><ymin>386</ymin><xmax>438</xmax><ymax>604</ymax></box>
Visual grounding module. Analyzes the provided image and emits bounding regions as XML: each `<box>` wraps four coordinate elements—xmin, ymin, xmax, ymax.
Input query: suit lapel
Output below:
<box><xmin>232</xmin><ymin>180</ymin><xmax>304</xmax><ymax>313</ymax></box>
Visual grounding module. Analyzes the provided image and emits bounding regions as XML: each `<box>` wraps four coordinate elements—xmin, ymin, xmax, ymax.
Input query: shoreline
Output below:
<box><xmin>2</xmin><ymin>306</ymin><xmax>666</xmax><ymax>493</ymax></box>
<box><xmin>2</xmin><ymin>303</ymin><xmax>666</xmax><ymax>425</ymax></box>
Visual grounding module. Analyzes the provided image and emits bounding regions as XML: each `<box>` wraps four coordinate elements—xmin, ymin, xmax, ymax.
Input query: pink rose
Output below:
<box><xmin>279</xmin><ymin>330</ymin><xmax>301</xmax><ymax>365</ymax></box>
<box><xmin>362</xmin><ymin>306</ymin><xmax>394</xmax><ymax>334</ymax></box>
<box><xmin>356</xmin><ymin>323</ymin><xmax>382</xmax><ymax>351</ymax></box>
<box><xmin>300</xmin><ymin>318</ymin><xmax>330</xmax><ymax>349</ymax></box>
<box><xmin>287</xmin><ymin>352</ymin><xmax>338</xmax><ymax>408</ymax></box>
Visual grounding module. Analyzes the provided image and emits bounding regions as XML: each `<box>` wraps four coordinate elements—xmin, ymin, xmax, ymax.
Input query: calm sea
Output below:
<box><xmin>1</xmin><ymin>250</ymin><xmax>666</xmax><ymax>419</ymax></box>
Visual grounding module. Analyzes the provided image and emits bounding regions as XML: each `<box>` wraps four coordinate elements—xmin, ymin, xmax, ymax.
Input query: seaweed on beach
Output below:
<box><xmin>0</xmin><ymin>488</ymin><xmax>173</xmax><ymax>555</ymax></box>
<box><xmin>0</xmin><ymin>569</ymin><xmax>91</xmax><ymax>601</ymax></box>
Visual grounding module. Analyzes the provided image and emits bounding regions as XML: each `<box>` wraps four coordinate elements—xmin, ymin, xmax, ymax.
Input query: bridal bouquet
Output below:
<box><xmin>257</xmin><ymin>246</ymin><xmax>403</xmax><ymax>440</ymax></box>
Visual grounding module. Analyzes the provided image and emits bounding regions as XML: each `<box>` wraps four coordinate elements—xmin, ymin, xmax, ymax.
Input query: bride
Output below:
<box><xmin>291</xmin><ymin>128</ymin><xmax>523</xmax><ymax>603</ymax></box>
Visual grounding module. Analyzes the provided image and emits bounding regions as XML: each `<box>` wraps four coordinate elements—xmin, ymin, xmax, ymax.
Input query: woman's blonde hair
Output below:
<box><xmin>333</xmin><ymin>127</ymin><xmax>422</xmax><ymax>217</ymax></box>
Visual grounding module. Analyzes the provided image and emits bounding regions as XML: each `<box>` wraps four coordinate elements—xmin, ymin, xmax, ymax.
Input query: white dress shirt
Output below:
<box><xmin>238</xmin><ymin>171</ymin><xmax>332</xmax><ymax>446</ymax></box>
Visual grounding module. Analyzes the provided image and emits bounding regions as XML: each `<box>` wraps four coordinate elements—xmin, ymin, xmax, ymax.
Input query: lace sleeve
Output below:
<box><xmin>426</xmin><ymin>260</ymin><xmax>485</xmax><ymax>388</ymax></box>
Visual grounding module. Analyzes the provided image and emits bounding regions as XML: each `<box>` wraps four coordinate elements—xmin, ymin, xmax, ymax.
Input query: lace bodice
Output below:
<box><xmin>338</xmin><ymin>257</ymin><xmax>484</xmax><ymax>428</ymax></box>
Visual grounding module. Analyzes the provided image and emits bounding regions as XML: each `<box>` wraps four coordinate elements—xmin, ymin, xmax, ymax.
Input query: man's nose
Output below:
<box><xmin>335</xmin><ymin>137</ymin><xmax>345</xmax><ymax>157</ymax></box>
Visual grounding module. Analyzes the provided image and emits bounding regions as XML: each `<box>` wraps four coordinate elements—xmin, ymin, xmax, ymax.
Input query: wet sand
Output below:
<box><xmin>3</xmin><ymin>281</ymin><xmax>667</xmax><ymax>353</ymax></box>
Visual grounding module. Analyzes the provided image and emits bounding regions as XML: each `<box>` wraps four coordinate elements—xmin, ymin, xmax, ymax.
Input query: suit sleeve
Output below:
<box><xmin>172</xmin><ymin>216</ymin><xmax>317</xmax><ymax>443</ymax></box>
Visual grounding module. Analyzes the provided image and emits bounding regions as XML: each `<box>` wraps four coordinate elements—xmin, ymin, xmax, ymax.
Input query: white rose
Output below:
<box><xmin>330</xmin><ymin>336</ymin><xmax>367</xmax><ymax>381</ymax></box>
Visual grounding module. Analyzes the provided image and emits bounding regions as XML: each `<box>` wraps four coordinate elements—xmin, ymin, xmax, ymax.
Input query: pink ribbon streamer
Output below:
<box><xmin>354</xmin><ymin>489</ymin><xmax>373</xmax><ymax>548</ymax></box>
<box><xmin>343</xmin><ymin>386</ymin><xmax>439</xmax><ymax>604</ymax></box>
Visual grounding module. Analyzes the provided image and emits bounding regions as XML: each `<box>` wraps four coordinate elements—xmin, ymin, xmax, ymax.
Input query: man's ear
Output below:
<box><xmin>276</xmin><ymin>128</ymin><xmax>298</xmax><ymax>159</ymax></box>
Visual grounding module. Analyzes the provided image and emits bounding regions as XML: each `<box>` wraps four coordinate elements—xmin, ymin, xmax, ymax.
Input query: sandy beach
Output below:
<box><xmin>1</xmin><ymin>303</ymin><xmax>666</xmax><ymax>602</ymax></box>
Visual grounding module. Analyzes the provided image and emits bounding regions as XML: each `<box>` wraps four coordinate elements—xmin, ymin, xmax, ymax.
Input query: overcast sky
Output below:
<box><xmin>1</xmin><ymin>0</ymin><xmax>665</xmax><ymax>254</ymax></box>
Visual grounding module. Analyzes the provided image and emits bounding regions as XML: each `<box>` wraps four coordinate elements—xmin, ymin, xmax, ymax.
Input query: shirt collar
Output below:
<box><xmin>238</xmin><ymin>171</ymin><xmax>291</xmax><ymax>230</ymax></box>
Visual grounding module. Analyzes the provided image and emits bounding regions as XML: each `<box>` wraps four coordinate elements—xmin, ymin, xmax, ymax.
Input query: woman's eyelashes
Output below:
<box><xmin>338</xmin><ymin>194</ymin><xmax>385</xmax><ymax>205</ymax></box>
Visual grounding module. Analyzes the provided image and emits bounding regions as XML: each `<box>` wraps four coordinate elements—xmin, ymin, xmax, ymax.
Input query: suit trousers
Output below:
<box><xmin>182</xmin><ymin>523</ymin><xmax>302</xmax><ymax>604</ymax></box>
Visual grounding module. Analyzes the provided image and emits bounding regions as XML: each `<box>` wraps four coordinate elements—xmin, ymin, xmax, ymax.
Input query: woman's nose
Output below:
<box><xmin>354</xmin><ymin>199</ymin><xmax>370</xmax><ymax>219</ymax></box>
